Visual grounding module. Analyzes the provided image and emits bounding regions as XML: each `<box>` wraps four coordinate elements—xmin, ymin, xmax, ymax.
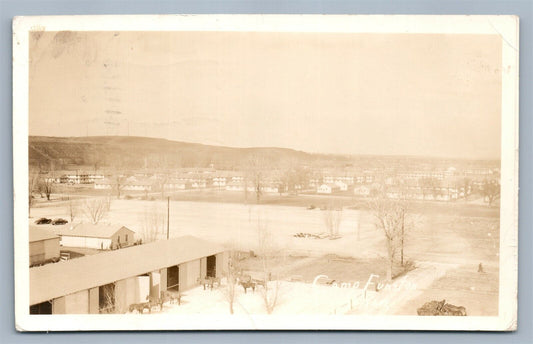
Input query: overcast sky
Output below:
<box><xmin>29</xmin><ymin>31</ymin><xmax>502</xmax><ymax>159</ymax></box>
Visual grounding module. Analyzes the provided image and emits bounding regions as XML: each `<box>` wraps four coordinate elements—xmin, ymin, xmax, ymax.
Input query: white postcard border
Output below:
<box><xmin>13</xmin><ymin>14</ymin><xmax>519</xmax><ymax>331</ymax></box>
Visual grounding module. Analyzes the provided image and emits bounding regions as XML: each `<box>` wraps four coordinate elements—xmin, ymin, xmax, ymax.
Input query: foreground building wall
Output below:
<box><xmin>29</xmin><ymin>237</ymin><xmax>60</xmax><ymax>265</ymax></box>
<box><xmin>115</xmin><ymin>276</ymin><xmax>150</xmax><ymax>313</ymax></box>
<box><xmin>183</xmin><ymin>259</ymin><xmax>201</xmax><ymax>290</ymax></box>
<box><xmin>61</xmin><ymin>236</ymin><xmax>112</xmax><ymax>250</ymax></box>
<box><xmin>52</xmin><ymin>290</ymin><xmax>92</xmax><ymax>314</ymax></box>
<box><xmin>89</xmin><ymin>287</ymin><xmax>99</xmax><ymax>314</ymax></box>
<box><xmin>216</xmin><ymin>252</ymin><xmax>226</xmax><ymax>278</ymax></box>
<box><xmin>65</xmin><ymin>290</ymin><xmax>90</xmax><ymax>314</ymax></box>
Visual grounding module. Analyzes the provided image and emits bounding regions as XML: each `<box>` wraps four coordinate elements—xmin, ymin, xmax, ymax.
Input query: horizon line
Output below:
<box><xmin>29</xmin><ymin>134</ymin><xmax>501</xmax><ymax>162</ymax></box>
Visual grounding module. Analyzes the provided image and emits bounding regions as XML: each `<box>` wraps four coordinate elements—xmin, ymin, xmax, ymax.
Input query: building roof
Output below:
<box><xmin>29</xmin><ymin>227</ymin><xmax>59</xmax><ymax>243</ymax></box>
<box><xmin>30</xmin><ymin>235</ymin><xmax>225</xmax><ymax>305</ymax></box>
<box><xmin>51</xmin><ymin>223</ymin><xmax>135</xmax><ymax>238</ymax></box>
<box><xmin>319</xmin><ymin>183</ymin><xmax>340</xmax><ymax>188</ymax></box>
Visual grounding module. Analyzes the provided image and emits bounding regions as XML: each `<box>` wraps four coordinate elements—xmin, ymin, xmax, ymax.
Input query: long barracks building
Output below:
<box><xmin>29</xmin><ymin>236</ymin><xmax>226</xmax><ymax>314</ymax></box>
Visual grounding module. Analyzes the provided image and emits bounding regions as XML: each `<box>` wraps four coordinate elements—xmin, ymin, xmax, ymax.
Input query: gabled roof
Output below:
<box><xmin>51</xmin><ymin>223</ymin><xmax>134</xmax><ymax>238</ymax></box>
<box><xmin>29</xmin><ymin>227</ymin><xmax>59</xmax><ymax>242</ymax></box>
<box><xmin>30</xmin><ymin>236</ymin><xmax>225</xmax><ymax>305</ymax></box>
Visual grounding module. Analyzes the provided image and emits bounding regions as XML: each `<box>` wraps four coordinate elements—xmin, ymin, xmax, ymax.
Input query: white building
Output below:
<box><xmin>51</xmin><ymin>223</ymin><xmax>136</xmax><ymax>250</ymax></box>
<box><xmin>225</xmin><ymin>182</ymin><xmax>244</xmax><ymax>192</ymax></box>
<box><xmin>334</xmin><ymin>181</ymin><xmax>349</xmax><ymax>191</ymax></box>
<box><xmin>212</xmin><ymin>176</ymin><xmax>227</xmax><ymax>187</ymax></box>
<box><xmin>354</xmin><ymin>185</ymin><xmax>371</xmax><ymax>196</ymax></box>
<box><xmin>94</xmin><ymin>179</ymin><xmax>113</xmax><ymax>190</ymax></box>
<box><xmin>317</xmin><ymin>184</ymin><xmax>340</xmax><ymax>194</ymax></box>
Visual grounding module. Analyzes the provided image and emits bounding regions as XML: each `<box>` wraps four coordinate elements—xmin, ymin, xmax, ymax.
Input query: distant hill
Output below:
<box><xmin>29</xmin><ymin>136</ymin><xmax>499</xmax><ymax>173</ymax></box>
<box><xmin>28</xmin><ymin>136</ymin><xmax>345</xmax><ymax>171</ymax></box>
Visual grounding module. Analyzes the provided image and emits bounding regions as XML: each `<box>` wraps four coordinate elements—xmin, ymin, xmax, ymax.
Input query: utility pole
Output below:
<box><xmin>167</xmin><ymin>196</ymin><xmax>170</xmax><ymax>240</ymax></box>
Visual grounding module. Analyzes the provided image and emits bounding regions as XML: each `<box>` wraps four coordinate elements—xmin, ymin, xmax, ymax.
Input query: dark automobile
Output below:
<box><xmin>52</xmin><ymin>218</ymin><xmax>68</xmax><ymax>225</ymax></box>
<box><xmin>35</xmin><ymin>217</ymin><xmax>52</xmax><ymax>225</ymax></box>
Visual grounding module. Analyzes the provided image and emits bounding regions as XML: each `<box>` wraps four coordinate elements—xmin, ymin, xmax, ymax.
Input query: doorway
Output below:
<box><xmin>206</xmin><ymin>255</ymin><xmax>216</xmax><ymax>278</ymax></box>
<box><xmin>29</xmin><ymin>301</ymin><xmax>52</xmax><ymax>314</ymax></box>
<box><xmin>99</xmin><ymin>283</ymin><xmax>116</xmax><ymax>314</ymax></box>
<box><xmin>167</xmin><ymin>265</ymin><xmax>180</xmax><ymax>291</ymax></box>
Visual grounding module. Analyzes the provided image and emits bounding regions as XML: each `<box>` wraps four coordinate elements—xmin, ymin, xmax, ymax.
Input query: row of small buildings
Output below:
<box><xmin>44</xmin><ymin>172</ymin><xmax>105</xmax><ymax>184</ymax></box>
<box><xmin>95</xmin><ymin>175</ymin><xmax>290</xmax><ymax>193</ymax></box>
<box><xmin>30</xmin><ymin>235</ymin><xmax>226</xmax><ymax>314</ymax></box>
<box><xmin>316</xmin><ymin>178</ymin><xmax>473</xmax><ymax>202</ymax></box>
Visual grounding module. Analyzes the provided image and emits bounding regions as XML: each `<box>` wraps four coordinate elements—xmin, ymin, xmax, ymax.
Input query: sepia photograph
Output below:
<box><xmin>12</xmin><ymin>15</ymin><xmax>519</xmax><ymax>331</ymax></box>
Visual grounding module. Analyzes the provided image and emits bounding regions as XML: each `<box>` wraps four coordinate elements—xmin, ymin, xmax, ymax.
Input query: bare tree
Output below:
<box><xmin>158</xmin><ymin>174</ymin><xmax>169</xmax><ymax>200</ymax></box>
<box><xmin>323</xmin><ymin>200</ymin><xmax>343</xmax><ymax>238</ymax></box>
<box><xmin>113</xmin><ymin>174</ymin><xmax>126</xmax><ymax>199</ymax></box>
<box><xmin>247</xmin><ymin>155</ymin><xmax>267</xmax><ymax>204</ymax></box>
<box><xmin>39</xmin><ymin>177</ymin><xmax>54</xmax><ymax>201</ymax></box>
<box><xmin>82</xmin><ymin>197</ymin><xmax>110</xmax><ymax>224</ymax></box>
<box><xmin>139</xmin><ymin>203</ymin><xmax>166</xmax><ymax>243</ymax></box>
<box><xmin>28</xmin><ymin>170</ymin><xmax>40</xmax><ymax>216</ymax></box>
<box><xmin>253</xmin><ymin>172</ymin><xmax>263</xmax><ymax>204</ymax></box>
<box><xmin>482</xmin><ymin>179</ymin><xmax>500</xmax><ymax>206</ymax></box>
<box><xmin>223</xmin><ymin>250</ymin><xmax>241</xmax><ymax>315</ymax></box>
<box><xmin>67</xmin><ymin>196</ymin><xmax>79</xmax><ymax>223</ymax></box>
<box><xmin>368</xmin><ymin>195</ymin><xmax>408</xmax><ymax>281</ymax></box>
<box><xmin>460</xmin><ymin>177</ymin><xmax>472</xmax><ymax>201</ymax></box>
<box><xmin>257</xmin><ymin>216</ymin><xmax>280</xmax><ymax>314</ymax></box>
<box><xmin>419</xmin><ymin>177</ymin><xmax>438</xmax><ymax>200</ymax></box>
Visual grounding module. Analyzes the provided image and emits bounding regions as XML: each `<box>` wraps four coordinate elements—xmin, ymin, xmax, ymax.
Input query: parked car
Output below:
<box><xmin>51</xmin><ymin>218</ymin><xmax>68</xmax><ymax>225</ymax></box>
<box><xmin>35</xmin><ymin>217</ymin><xmax>52</xmax><ymax>225</ymax></box>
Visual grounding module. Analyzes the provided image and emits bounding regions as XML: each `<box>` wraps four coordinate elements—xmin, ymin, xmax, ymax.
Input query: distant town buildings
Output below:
<box><xmin>32</xmin><ymin>162</ymin><xmax>499</xmax><ymax>204</ymax></box>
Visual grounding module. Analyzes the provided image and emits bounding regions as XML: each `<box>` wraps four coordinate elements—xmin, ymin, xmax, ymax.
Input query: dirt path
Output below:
<box><xmin>347</xmin><ymin>261</ymin><xmax>459</xmax><ymax>315</ymax></box>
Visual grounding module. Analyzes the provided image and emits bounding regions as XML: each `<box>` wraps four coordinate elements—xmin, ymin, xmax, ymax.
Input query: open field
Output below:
<box><xmin>30</xmin><ymin>196</ymin><xmax>500</xmax><ymax>266</ymax></box>
<box><xmin>30</xmin><ymin>195</ymin><xmax>500</xmax><ymax>316</ymax></box>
